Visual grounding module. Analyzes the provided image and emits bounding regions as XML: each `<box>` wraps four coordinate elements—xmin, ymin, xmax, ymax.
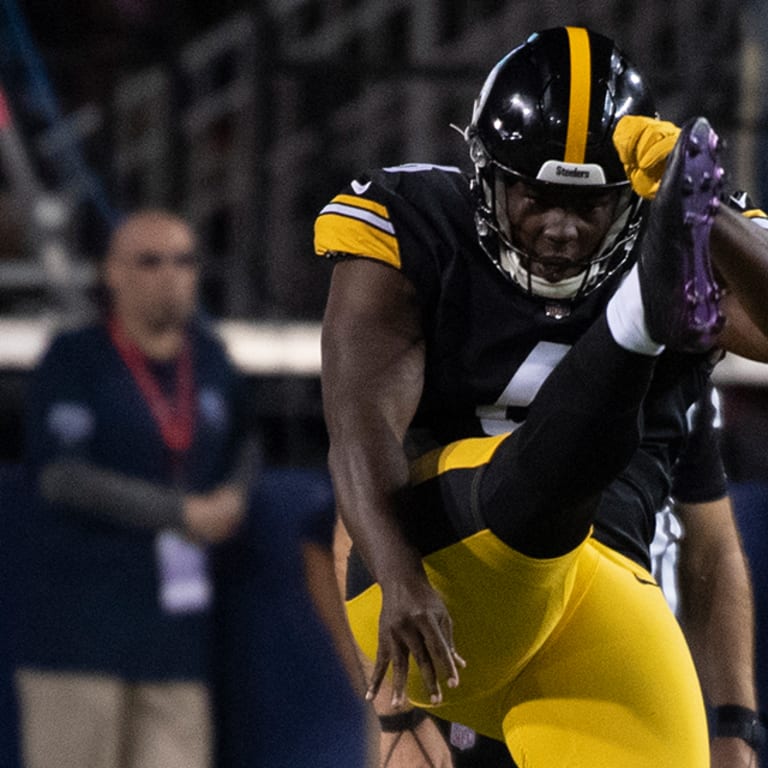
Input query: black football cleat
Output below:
<box><xmin>637</xmin><ymin>116</ymin><xmax>725</xmax><ymax>352</ymax></box>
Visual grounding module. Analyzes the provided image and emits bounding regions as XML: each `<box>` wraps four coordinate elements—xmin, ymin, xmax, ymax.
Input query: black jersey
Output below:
<box><xmin>315</xmin><ymin>164</ymin><xmax>719</xmax><ymax>568</ymax></box>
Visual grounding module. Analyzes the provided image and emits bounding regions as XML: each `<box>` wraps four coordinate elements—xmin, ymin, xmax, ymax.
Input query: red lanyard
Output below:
<box><xmin>108</xmin><ymin>317</ymin><xmax>196</xmax><ymax>457</ymax></box>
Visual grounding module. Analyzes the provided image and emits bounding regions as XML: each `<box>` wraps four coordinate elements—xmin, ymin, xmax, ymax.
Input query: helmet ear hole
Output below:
<box><xmin>469</xmin><ymin>135</ymin><xmax>488</xmax><ymax>168</ymax></box>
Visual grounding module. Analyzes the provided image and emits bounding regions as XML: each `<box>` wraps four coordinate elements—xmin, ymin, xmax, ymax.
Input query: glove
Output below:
<box><xmin>613</xmin><ymin>115</ymin><xmax>681</xmax><ymax>199</ymax></box>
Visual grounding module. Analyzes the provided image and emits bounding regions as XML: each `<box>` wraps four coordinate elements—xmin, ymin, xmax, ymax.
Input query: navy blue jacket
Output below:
<box><xmin>18</xmin><ymin>319</ymin><xmax>245</xmax><ymax>680</ymax></box>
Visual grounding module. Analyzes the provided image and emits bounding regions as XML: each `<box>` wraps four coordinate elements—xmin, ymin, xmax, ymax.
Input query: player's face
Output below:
<box><xmin>503</xmin><ymin>181</ymin><xmax>622</xmax><ymax>283</ymax></box>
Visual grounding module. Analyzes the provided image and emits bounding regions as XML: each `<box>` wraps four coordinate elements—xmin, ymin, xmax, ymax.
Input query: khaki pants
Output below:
<box><xmin>15</xmin><ymin>669</ymin><xmax>211</xmax><ymax>768</ymax></box>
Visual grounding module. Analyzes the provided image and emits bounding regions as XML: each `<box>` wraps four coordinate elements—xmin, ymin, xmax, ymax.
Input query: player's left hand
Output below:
<box><xmin>613</xmin><ymin>115</ymin><xmax>681</xmax><ymax>200</ymax></box>
<box><xmin>367</xmin><ymin>574</ymin><xmax>465</xmax><ymax>708</ymax></box>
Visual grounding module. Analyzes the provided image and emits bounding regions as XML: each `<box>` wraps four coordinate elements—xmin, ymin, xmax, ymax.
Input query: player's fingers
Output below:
<box><xmin>365</xmin><ymin>644</ymin><xmax>391</xmax><ymax>702</ymax></box>
<box><xmin>402</xmin><ymin>626</ymin><xmax>442</xmax><ymax>705</ymax></box>
<box><xmin>408</xmin><ymin>614</ymin><xmax>460</xmax><ymax>700</ymax></box>
<box><xmin>425</xmin><ymin>614</ymin><xmax>462</xmax><ymax>688</ymax></box>
<box><xmin>436</xmin><ymin>614</ymin><xmax>466</xmax><ymax>672</ymax></box>
<box><xmin>389</xmin><ymin>640</ymin><xmax>411</xmax><ymax>708</ymax></box>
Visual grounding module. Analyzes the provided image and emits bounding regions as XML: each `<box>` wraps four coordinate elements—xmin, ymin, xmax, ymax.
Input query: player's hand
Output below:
<box><xmin>613</xmin><ymin>115</ymin><xmax>681</xmax><ymax>199</ymax></box>
<box><xmin>379</xmin><ymin>715</ymin><xmax>453</xmax><ymax>768</ymax></box>
<box><xmin>183</xmin><ymin>485</ymin><xmax>245</xmax><ymax>543</ymax></box>
<box><xmin>367</xmin><ymin>574</ymin><xmax>465</xmax><ymax>708</ymax></box>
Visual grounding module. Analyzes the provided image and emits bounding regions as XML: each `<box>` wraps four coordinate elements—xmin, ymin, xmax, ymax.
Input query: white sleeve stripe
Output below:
<box><xmin>382</xmin><ymin>163</ymin><xmax>462</xmax><ymax>174</ymax></box>
<box><xmin>318</xmin><ymin>203</ymin><xmax>395</xmax><ymax>234</ymax></box>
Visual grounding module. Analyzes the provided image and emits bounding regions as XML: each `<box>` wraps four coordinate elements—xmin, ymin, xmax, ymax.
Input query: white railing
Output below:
<box><xmin>0</xmin><ymin>315</ymin><xmax>764</xmax><ymax>385</ymax></box>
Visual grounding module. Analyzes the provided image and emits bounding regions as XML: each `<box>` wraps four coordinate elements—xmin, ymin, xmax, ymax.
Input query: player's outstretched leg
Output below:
<box><xmin>483</xmin><ymin>120</ymin><xmax>726</xmax><ymax>555</ymax></box>
<box><xmin>638</xmin><ymin>116</ymin><xmax>725</xmax><ymax>352</ymax></box>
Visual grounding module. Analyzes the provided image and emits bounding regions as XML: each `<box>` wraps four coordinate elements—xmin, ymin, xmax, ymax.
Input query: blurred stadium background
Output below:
<box><xmin>0</xmin><ymin>0</ymin><xmax>767</xmax><ymax>471</ymax></box>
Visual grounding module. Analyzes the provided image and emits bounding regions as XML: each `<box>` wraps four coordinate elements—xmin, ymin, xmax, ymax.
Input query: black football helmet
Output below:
<box><xmin>464</xmin><ymin>26</ymin><xmax>658</xmax><ymax>299</ymax></box>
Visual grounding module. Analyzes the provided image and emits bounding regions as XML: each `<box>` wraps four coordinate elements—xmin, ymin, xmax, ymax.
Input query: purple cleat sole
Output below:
<box><xmin>639</xmin><ymin>116</ymin><xmax>725</xmax><ymax>352</ymax></box>
<box><xmin>679</xmin><ymin>119</ymin><xmax>725</xmax><ymax>348</ymax></box>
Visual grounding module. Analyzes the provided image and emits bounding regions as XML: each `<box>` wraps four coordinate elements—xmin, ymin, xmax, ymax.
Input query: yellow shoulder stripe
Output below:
<box><xmin>314</xmin><ymin>194</ymin><xmax>401</xmax><ymax>268</ymax></box>
<box><xmin>410</xmin><ymin>434</ymin><xmax>509</xmax><ymax>484</ymax></box>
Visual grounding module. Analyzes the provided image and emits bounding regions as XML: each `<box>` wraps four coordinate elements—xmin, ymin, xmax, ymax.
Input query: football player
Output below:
<box><xmin>316</xmin><ymin>27</ymin><xmax>765</xmax><ymax>767</ymax></box>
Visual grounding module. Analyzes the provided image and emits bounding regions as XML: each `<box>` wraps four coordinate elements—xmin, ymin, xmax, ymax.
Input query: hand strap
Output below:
<box><xmin>712</xmin><ymin>705</ymin><xmax>766</xmax><ymax>751</ymax></box>
<box><xmin>379</xmin><ymin>708</ymin><xmax>428</xmax><ymax>732</ymax></box>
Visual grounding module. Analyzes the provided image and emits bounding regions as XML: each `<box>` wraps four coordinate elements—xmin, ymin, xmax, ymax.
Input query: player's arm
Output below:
<box><xmin>303</xmin><ymin>536</ymin><xmax>369</xmax><ymax>698</ymax></box>
<box><xmin>675</xmin><ymin>497</ymin><xmax>760</xmax><ymax>768</ymax></box>
<box><xmin>333</xmin><ymin>518</ymin><xmax>454</xmax><ymax>768</ymax></box>
<box><xmin>671</xmin><ymin>384</ymin><xmax>761</xmax><ymax>768</ymax></box>
<box><xmin>321</xmin><ymin>256</ymin><xmax>463</xmax><ymax>707</ymax></box>
<box><xmin>302</xmin><ymin>537</ymin><xmax>380</xmax><ymax>768</ymax></box>
<box><xmin>712</xmin><ymin>204</ymin><xmax>768</xmax><ymax>360</ymax></box>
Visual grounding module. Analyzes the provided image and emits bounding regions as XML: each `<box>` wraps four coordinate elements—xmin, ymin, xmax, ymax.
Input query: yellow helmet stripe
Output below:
<box><xmin>564</xmin><ymin>26</ymin><xmax>591</xmax><ymax>164</ymax></box>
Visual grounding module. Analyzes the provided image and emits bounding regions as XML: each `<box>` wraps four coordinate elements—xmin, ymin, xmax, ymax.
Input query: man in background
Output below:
<box><xmin>15</xmin><ymin>209</ymin><xmax>249</xmax><ymax>768</ymax></box>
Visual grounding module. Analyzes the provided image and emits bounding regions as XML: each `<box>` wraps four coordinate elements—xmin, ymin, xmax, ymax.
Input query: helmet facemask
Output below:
<box><xmin>478</xmin><ymin>168</ymin><xmax>643</xmax><ymax>299</ymax></box>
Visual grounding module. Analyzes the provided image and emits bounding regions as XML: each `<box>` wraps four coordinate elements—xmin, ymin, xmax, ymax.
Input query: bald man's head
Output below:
<box><xmin>103</xmin><ymin>209</ymin><xmax>200</xmax><ymax>342</ymax></box>
<box><xmin>106</xmin><ymin>210</ymin><xmax>195</xmax><ymax>265</ymax></box>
